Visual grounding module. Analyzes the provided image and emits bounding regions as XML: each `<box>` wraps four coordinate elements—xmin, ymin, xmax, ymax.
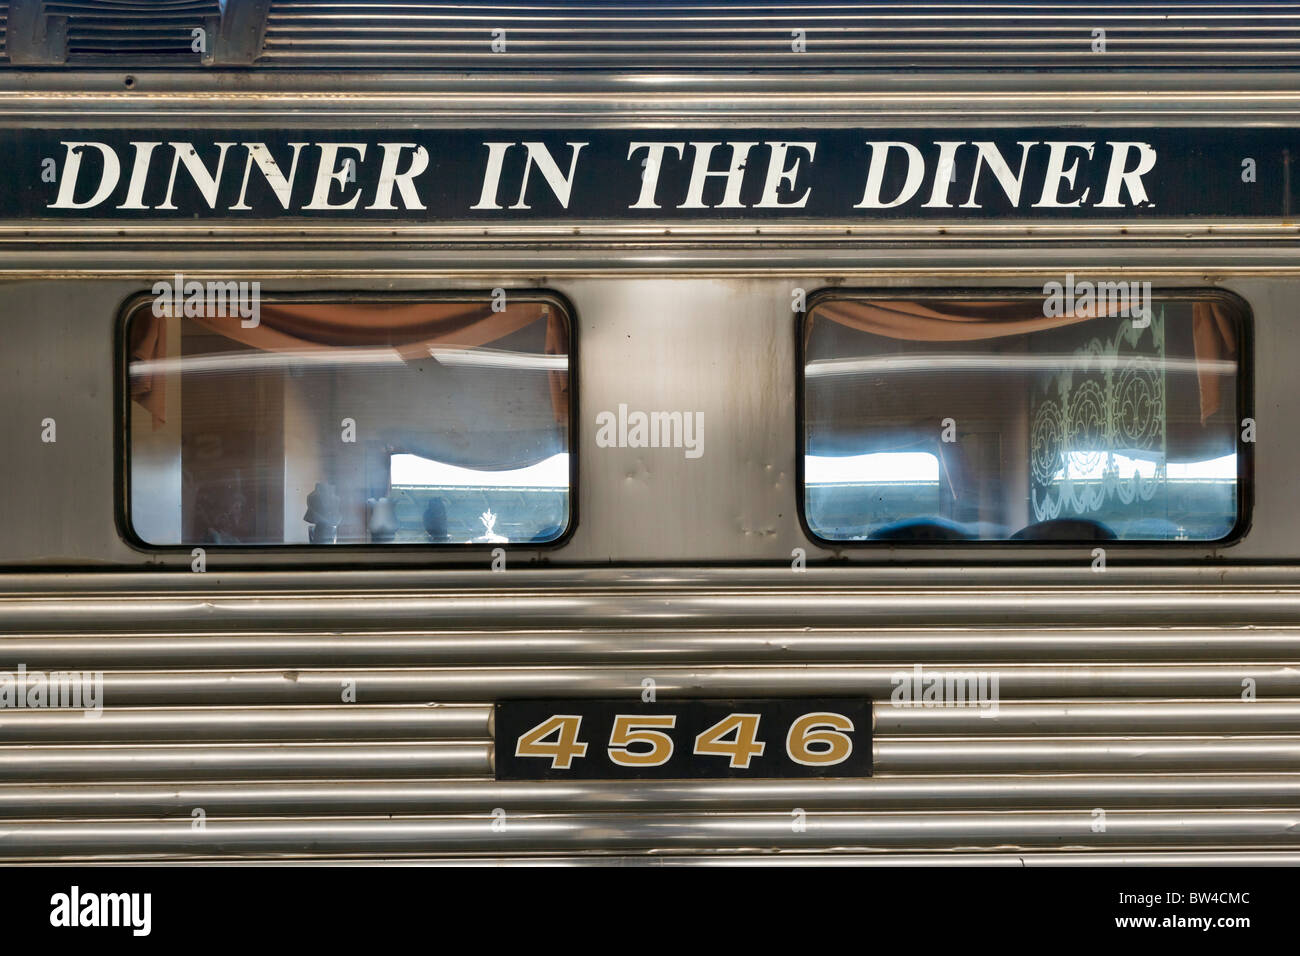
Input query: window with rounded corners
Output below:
<box><xmin>801</xmin><ymin>288</ymin><xmax>1249</xmax><ymax>544</ymax></box>
<box><xmin>123</xmin><ymin>289</ymin><xmax>572</xmax><ymax>548</ymax></box>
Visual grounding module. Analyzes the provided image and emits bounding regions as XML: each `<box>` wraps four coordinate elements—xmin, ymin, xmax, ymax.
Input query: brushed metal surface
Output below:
<box><xmin>0</xmin><ymin>773</ymin><xmax>1295</xmax><ymax>818</ymax></box>
<box><xmin>1</xmin><ymin>809</ymin><xmax>1297</xmax><ymax>860</ymax></box>
<box><xmin>0</xmin><ymin>741</ymin><xmax>492</xmax><ymax>781</ymax></box>
<box><xmin>8</xmin><ymin>587</ymin><xmax>1300</xmax><ymax>629</ymax></box>
<box><xmin>21</xmin><ymin>665</ymin><xmax>1288</xmax><ymax>703</ymax></box>
<box><xmin>2</xmin><ymin>628</ymin><xmax>1300</xmax><ymax>667</ymax></box>
<box><xmin>0</xmin><ymin>64</ymin><xmax>1294</xmax><ymax>863</ymax></box>
<box><xmin>0</xmin><ymin>704</ymin><xmax>491</xmax><ymax>742</ymax></box>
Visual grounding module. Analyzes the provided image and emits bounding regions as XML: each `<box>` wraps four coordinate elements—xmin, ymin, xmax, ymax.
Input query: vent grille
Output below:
<box><xmin>257</xmin><ymin>0</ymin><xmax>1300</xmax><ymax>71</ymax></box>
<box><xmin>48</xmin><ymin>0</ymin><xmax>220</xmax><ymax>61</ymax></box>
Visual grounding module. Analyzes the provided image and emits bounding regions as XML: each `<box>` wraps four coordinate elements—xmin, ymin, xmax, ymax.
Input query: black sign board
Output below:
<box><xmin>495</xmin><ymin>698</ymin><xmax>873</xmax><ymax>780</ymax></box>
<box><xmin>4</xmin><ymin>127</ymin><xmax>1292</xmax><ymax>222</ymax></box>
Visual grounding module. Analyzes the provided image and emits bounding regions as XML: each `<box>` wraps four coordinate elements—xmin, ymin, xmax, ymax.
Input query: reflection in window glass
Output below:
<box><xmin>389</xmin><ymin>452</ymin><xmax>569</xmax><ymax>544</ymax></box>
<box><xmin>127</xmin><ymin>297</ymin><xmax>570</xmax><ymax>545</ymax></box>
<box><xmin>803</xmin><ymin>294</ymin><xmax>1244</xmax><ymax>542</ymax></box>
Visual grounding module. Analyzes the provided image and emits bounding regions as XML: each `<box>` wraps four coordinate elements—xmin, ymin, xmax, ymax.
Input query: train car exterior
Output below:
<box><xmin>0</xmin><ymin>0</ymin><xmax>1297</xmax><ymax>866</ymax></box>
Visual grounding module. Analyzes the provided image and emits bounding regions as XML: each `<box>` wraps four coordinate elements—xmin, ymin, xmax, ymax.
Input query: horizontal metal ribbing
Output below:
<box><xmin>8</xmin><ymin>565</ymin><xmax>1300</xmax><ymax>594</ymax></box>
<box><xmin>254</xmin><ymin>1</ymin><xmax>1300</xmax><ymax>70</ymax></box>
<box><xmin>0</xmin><ymin>742</ymin><xmax>491</xmax><ymax>781</ymax></box>
<box><xmin>3</xmin><ymin>628</ymin><xmax>1300</xmax><ymax>668</ymax></box>
<box><xmin>372</xmin><ymin>850</ymin><xmax>1300</xmax><ymax>867</ymax></box>
<box><xmin>11</xmin><ymin>73</ymin><xmax>1300</xmax><ymax>129</ymax></box>
<box><xmin>876</xmin><ymin>699</ymin><xmax>1300</xmax><ymax>735</ymax></box>
<box><xmin>0</xmin><ymin>704</ymin><xmax>490</xmax><ymax>742</ymax></box>
<box><xmin>48</xmin><ymin>850</ymin><xmax>1300</xmax><ymax>866</ymax></box>
<box><xmin>0</xmin><ymin>572</ymin><xmax>1293</xmax><ymax>860</ymax></box>
<box><xmin>0</xmin><ymin>773</ymin><xmax>1296</xmax><ymax>818</ymax></box>
<box><xmin>1</xmin><ymin>700</ymin><xmax>1295</xmax><ymax>743</ymax></box>
<box><xmin>5</xmin><ymin>589</ymin><xmax>1300</xmax><ymax>631</ymax></box>
<box><xmin>1</xmin><ymin>734</ymin><xmax>1297</xmax><ymax>780</ymax></box>
<box><xmin>878</xmin><ymin>736</ymin><xmax>1300</xmax><ymax>773</ymax></box>
<box><xmin>19</xmin><ymin>665</ymin><xmax>1292</xmax><ymax>704</ymax></box>
<box><xmin>1</xmin><ymin>810</ymin><xmax>1297</xmax><ymax>860</ymax></box>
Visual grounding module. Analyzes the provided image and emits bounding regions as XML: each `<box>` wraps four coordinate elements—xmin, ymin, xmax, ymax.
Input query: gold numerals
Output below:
<box><xmin>511</xmin><ymin>709</ymin><xmax>857</xmax><ymax>772</ymax></box>
<box><xmin>608</xmin><ymin>715</ymin><xmax>677</xmax><ymax>767</ymax></box>
<box><xmin>514</xmin><ymin>714</ymin><xmax>589</xmax><ymax>769</ymax></box>
<box><xmin>693</xmin><ymin>713</ymin><xmax>766</xmax><ymax>768</ymax></box>
<box><xmin>785</xmin><ymin>712</ymin><xmax>855</xmax><ymax>767</ymax></box>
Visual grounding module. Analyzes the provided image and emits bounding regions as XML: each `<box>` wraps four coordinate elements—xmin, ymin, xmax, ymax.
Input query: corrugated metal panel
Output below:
<box><xmin>0</xmin><ymin>571</ymin><xmax>1297</xmax><ymax>862</ymax></box>
<box><xmin>9</xmin><ymin>1</ymin><xmax>1300</xmax><ymax>72</ymax></box>
<box><xmin>2</xmin><ymin>811</ymin><xmax>1299</xmax><ymax>859</ymax></box>
<box><xmin>257</xmin><ymin>1</ymin><xmax>1300</xmax><ymax>71</ymax></box>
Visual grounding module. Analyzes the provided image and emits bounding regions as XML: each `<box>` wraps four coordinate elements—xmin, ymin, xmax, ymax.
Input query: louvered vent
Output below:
<box><xmin>0</xmin><ymin>2</ymin><xmax>8</xmax><ymax>61</ymax></box>
<box><xmin>257</xmin><ymin>0</ymin><xmax>1300</xmax><ymax>71</ymax></box>
<box><xmin>49</xmin><ymin>0</ymin><xmax>220</xmax><ymax>61</ymax></box>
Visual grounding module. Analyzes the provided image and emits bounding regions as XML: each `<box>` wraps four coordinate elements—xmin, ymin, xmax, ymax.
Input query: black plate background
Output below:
<box><xmin>494</xmin><ymin>698</ymin><xmax>873</xmax><ymax>780</ymax></box>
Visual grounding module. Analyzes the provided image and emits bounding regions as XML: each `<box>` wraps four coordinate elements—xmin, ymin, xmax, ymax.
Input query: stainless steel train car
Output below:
<box><xmin>0</xmin><ymin>0</ymin><xmax>1297</xmax><ymax>865</ymax></box>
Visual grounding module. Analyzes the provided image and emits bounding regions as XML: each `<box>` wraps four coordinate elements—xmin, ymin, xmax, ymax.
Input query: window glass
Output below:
<box><xmin>127</xmin><ymin>295</ymin><xmax>570</xmax><ymax>546</ymax></box>
<box><xmin>803</xmin><ymin>292</ymin><xmax>1244</xmax><ymax>542</ymax></box>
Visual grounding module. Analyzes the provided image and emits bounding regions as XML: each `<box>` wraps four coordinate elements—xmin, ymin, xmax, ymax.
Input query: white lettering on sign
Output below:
<box><xmin>44</xmin><ymin>136</ymin><xmax>1160</xmax><ymax>215</ymax></box>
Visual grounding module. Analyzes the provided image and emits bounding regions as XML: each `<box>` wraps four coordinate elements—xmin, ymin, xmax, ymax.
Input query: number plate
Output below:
<box><xmin>494</xmin><ymin>698</ymin><xmax>872</xmax><ymax>780</ymax></box>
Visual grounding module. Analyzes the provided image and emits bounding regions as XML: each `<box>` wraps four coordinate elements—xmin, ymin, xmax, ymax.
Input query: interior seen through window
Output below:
<box><xmin>126</xmin><ymin>296</ymin><xmax>571</xmax><ymax>546</ymax></box>
<box><xmin>803</xmin><ymin>293</ymin><xmax>1244</xmax><ymax>542</ymax></box>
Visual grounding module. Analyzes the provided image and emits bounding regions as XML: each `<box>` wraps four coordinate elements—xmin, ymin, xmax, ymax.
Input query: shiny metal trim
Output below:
<box><xmin>7</xmin><ymin>260</ymin><xmax>1300</xmax><ymax>280</ymax></box>
<box><xmin>0</xmin><ymin>773</ymin><xmax>1295</xmax><ymax>817</ymax></box>
<box><xmin>0</xmin><ymin>704</ymin><xmax>491</xmax><ymax>741</ymax></box>
<box><xmin>5</xmin><ymin>586</ymin><xmax>1300</xmax><ymax>630</ymax></box>
<box><xmin>878</xmin><ymin>737</ymin><xmax>1300</xmax><ymax>773</ymax></box>
<box><xmin>32</xmin><ymin>850</ymin><xmax>1300</xmax><ymax>865</ymax></box>
<box><xmin>26</xmin><ymin>665</ymin><xmax>1299</xmax><ymax>704</ymax></box>
<box><xmin>0</xmin><ymin>810</ymin><xmax>1296</xmax><ymax>860</ymax></box>
<box><xmin>8</xmin><ymin>565</ymin><xmax>1300</xmax><ymax>591</ymax></box>
<box><xmin>352</xmin><ymin>850</ymin><xmax>1300</xmax><ymax>866</ymax></box>
<box><xmin>6</xmin><ymin>72</ymin><xmax>1300</xmax><ymax>125</ymax></box>
<box><xmin>3</xmin><ymin>629</ymin><xmax>1298</xmax><ymax>667</ymax></box>
<box><xmin>0</xmin><ymin>742</ymin><xmax>492</xmax><ymax>781</ymax></box>
<box><xmin>2</xmin><ymin>220</ymin><xmax>1300</xmax><ymax>250</ymax></box>
<box><xmin>877</xmin><ymin>700</ymin><xmax>1300</xmax><ymax>735</ymax></box>
<box><xmin>12</xmin><ymin>262</ymin><xmax>1300</xmax><ymax>276</ymax></box>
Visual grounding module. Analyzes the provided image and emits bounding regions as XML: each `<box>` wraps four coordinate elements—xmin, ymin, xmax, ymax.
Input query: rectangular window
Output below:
<box><xmin>802</xmin><ymin>290</ymin><xmax>1245</xmax><ymax>543</ymax></box>
<box><xmin>126</xmin><ymin>293</ymin><xmax>571</xmax><ymax>546</ymax></box>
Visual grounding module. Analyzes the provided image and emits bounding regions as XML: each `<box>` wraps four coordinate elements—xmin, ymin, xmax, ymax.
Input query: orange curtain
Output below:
<box><xmin>130</xmin><ymin>300</ymin><xmax>569</xmax><ymax>427</ymax></box>
<box><xmin>810</xmin><ymin>298</ymin><xmax>1237</xmax><ymax>424</ymax></box>
<box><xmin>808</xmin><ymin>299</ymin><xmax>1100</xmax><ymax>345</ymax></box>
<box><xmin>1191</xmin><ymin>300</ymin><xmax>1239</xmax><ymax>425</ymax></box>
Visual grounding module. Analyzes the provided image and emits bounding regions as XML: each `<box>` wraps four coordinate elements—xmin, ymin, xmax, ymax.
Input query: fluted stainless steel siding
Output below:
<box><xmin>1</xmin><ymin>570</ymin><xmax>1297</xmax><ymax>863</ymax></box>
<box><xmin>0</xmin><ymin>39</ymin><xmax>1294</xmax><ymax>864</ymax></box>
<box><xmin>257</xmin><ymin>1</ymin><xmax>1300</xmax><ymax>71</ymax></box>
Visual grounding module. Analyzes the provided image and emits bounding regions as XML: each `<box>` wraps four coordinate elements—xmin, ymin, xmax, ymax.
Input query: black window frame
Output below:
<box><xmin>115</xmin><ymin>288</ymin><xmax>579</xmax><ymax>556</ymax></box>
<box><xmin>796</xmin><ymin>286</ymin><xmax>1254</xmax><ymax>549</ymax></box>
